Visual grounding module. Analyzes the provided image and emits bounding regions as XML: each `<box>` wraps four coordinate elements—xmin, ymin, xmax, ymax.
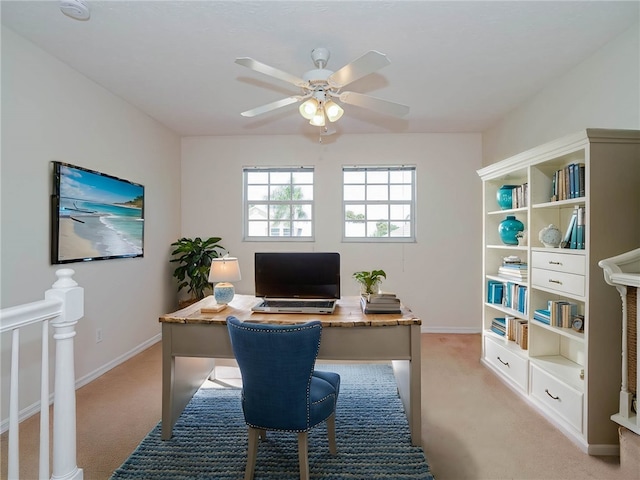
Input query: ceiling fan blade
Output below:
<box><xmin>328</xmin><ymin>51</ymin><xmax>391</xmax><ymax>89</ymax></box>
<box><xmin>240</xmin><ymin>96</ymin><xmax>302</xmax><ymax>117</ymax></box>
<box><xmin>338</xmin><ymin>91</ymin><xmax>410</xmax><ymax>117</ymax></box>
<box><xmin>235</xmin><ymin>57</ymin><xmax>308</xmax><ymax>88</ymax></box>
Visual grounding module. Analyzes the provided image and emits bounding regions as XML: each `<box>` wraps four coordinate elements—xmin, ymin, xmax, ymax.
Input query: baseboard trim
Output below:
<box><xmin>75</xmin><ymin>334</ymin><xmax>161</xmax><ymax>389</ymax></box>
<box><xmin>0</xmin><ymin>334</ymin><xmax>162</xmax><ymax>434</ymax></box>
<box><xmin>421</xmin><ymin>326</ymin><xmax>482</xmax><ymax>334</ymax></box>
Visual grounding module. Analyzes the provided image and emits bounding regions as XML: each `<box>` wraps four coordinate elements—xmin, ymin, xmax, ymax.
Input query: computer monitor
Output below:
<box><xmin>254</xmin><ymin>252</ymin><xmax>340</xmax><ymax>299</ymax></box>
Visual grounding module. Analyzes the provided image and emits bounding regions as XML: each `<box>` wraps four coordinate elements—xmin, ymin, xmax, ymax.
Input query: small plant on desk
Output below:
<box><xmin>352</xmin><ymin>269</ymin><xmax>386</xmax><ymax>295</ymax></box>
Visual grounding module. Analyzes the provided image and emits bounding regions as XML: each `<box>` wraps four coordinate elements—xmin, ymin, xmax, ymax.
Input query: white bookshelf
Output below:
<box><xmin>478</xmin><ymin>129</ymin><xmax>640</xmax><ymax>455</ymax></box>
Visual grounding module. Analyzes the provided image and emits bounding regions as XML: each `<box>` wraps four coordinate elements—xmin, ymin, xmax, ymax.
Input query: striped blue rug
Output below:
<box><xmin>111</xmin><ymin>363</ymin><xmax>435</xmax><ymax>479</ymax></box>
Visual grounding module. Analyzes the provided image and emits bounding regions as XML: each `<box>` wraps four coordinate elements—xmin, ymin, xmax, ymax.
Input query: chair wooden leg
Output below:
<box><xmin>245</xmin><ymin>427</ymin><xmax>260</xmax><ymax>480</ymax></box>
<box><xmin>326</xmin><ymin>413</ymin><xmax>337</xmax><ymax>455</ymax></box>
<box><xmin>297</xmin><ymin>432</ymin><xmax>309</xmax><ymax>480</ymax></box>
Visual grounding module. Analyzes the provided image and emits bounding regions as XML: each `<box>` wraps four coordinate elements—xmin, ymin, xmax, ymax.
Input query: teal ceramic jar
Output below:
<box><xmin>496</xmin><ymin>185</ymin><xmax>518</xmax><ymax>210</ymax></box>
<box><xmin>499</xmin><ymin>215</ymin><xmax>524</xmax><ymax>245</ymax></box>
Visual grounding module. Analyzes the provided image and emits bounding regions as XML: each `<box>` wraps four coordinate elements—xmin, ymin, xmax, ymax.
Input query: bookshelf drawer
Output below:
<box><xmin>484</xmin><ymin>336</ymin><xmax>528</xmax><ymax>391</ymax></box>
<box><xmin>531</xmin><ymin>268</ymin><xmax>585</xmax><ymax>297</ymax></box>
<box><xmin>530</xmin><ymin>364</ymin><xmax>583</xmax><ymax>432</ymax></box>
<box><xmin>531</xmin><ymin>251</ymin><xmax>586</xmax><ymax>276</ymax></box>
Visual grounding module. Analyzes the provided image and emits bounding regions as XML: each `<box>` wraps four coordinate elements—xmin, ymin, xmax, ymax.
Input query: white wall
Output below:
<box><xmin>0</xmin><ymin>28</ymin><xmax>181</xmax><ymax>420</ymax></box>
<box><xmin>483</xmin><ymin>22</ymin><xmax>640</xmax><ymax>164</ymax></box>
<box><xmin>181</xmin><ymin>133</ymin><xmax>483</xmax><ymax>332</ymax></box>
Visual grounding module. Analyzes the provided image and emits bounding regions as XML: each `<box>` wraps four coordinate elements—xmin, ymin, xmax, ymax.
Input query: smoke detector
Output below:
<box><xmin>60</xmin><ymin>0</ymin><xmax>90</xmax><ymax>21</ymax></box>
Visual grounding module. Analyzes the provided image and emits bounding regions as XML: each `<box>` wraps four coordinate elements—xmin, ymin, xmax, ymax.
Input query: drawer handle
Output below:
<box><xmin>497</xmin><ymin>356</ymin><xmax>510</xmax><ymax>367</ymax></box>
<box><xmin>548</xmin><ymin>261</ymin><xmax>563</xmax><ymax>265</ymax></box>
<box><xmin>548</xmin><ymin>279</ymin><xmax>563</xmax><ymax>285</ymax></box>
<box><xmin>545</xmin><ymin>389</ymin><xmax>560</xmax><ymax>401</ymax></box>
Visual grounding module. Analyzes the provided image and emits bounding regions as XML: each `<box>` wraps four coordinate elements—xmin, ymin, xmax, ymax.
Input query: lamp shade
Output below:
<box><xmin>208</xmin><ymin>257</ymin><xmax>241</xmax><ymax>283</ymax></box>
<box><xmin>299</xmin><ymin>98</ymin><xmax>319</xmax><ymax>120</ymax></box>
<box><xmin>325</xmin><ymin>100</ymin><xmax>344</xmax><ymax>122</ymax></box>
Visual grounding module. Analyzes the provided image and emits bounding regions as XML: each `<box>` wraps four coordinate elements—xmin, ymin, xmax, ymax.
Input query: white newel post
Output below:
<box><xmin>45</xmin><ymin>269</ymin><xmax>84</xmax><ymax>480</ymax></box>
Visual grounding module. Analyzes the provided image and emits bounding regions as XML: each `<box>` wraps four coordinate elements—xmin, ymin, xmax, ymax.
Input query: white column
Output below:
<box><xmin>46</xmin><ymin>269</ymin><xmax>84</xmax><ymax>480</ymax></box>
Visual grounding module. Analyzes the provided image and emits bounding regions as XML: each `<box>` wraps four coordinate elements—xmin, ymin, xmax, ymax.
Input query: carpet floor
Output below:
<box><xmin>110</xmin><ymin>363</ymin><xmax>434</xmax><ymax>479</ymax></box>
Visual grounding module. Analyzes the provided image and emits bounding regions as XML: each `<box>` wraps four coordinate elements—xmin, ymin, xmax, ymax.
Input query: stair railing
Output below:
<box><xmin>0</xmin><ymin>268</ymin><xmax>84</xmax><ymax>480</ymax></box>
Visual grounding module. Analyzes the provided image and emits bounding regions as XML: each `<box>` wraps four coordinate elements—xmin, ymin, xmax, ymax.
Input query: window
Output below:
<box><xmin>244</xmin><ymin>167</ymin><xmax>314</xmax><ymax>240</ymax></box>
<box><xmin>343</xmin><ymin>166</ymin><xmax>416</xmax><ymax>241</ymax></box>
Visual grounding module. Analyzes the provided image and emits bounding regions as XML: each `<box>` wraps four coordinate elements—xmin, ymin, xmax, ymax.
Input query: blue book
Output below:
<box><xmin>491</xmin><ymin>326</ymin><xmax>506</xmax><ymax>336</ymax></box>
<box><xmin>568</xmin><ymin>163</ymin><xmax>576</xmax><ymax>199</ymax></box>
<box><xmin>534</xmin><ymin>309</ymin><xmax>551</xmax><ymax>324</ymax></box>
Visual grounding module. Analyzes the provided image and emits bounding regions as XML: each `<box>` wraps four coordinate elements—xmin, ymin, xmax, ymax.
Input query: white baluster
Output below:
<box><xmin>40</xmin><ymin>319</ymin><xmax>50</xmax><ymax>480</ymax></box>
<box><xmin>8</xmin><ymin>329</ymin><xmax>20</xmax><ymax>480</ymax></box>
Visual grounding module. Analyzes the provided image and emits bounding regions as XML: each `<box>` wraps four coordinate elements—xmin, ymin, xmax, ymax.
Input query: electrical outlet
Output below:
<box><xmin>96</xmin><ymin>328</ymin><xmax>103</xmax><ymax>343</ymax></box>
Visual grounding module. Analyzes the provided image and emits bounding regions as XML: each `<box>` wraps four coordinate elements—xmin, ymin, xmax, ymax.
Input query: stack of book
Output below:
<box><xmin>491</xmin><ymin>317</ymin><xmax>506</xmax><ymax>337</ymax></box>
<box><xmin>503</xmin><ymin>282</ymin><xmax>528</xmax><ymax>314</ymax></box>
<box><xmin>503</xmin><ymin>316</ymin><xmax>528</xmax><ymax>349</ymax></box>
<box><xmin>534</xmin><ymin>300</ymin><xmax>578</xmax><ymax>328</ymax></box>
<box><xmin>498</xmin><ymin>256</ymin><xmax>528</xmax><ymax>281</ymax></box>
<box><xmin>361</xmin><ymin>293</ymin><xmax>402</xmax><ymax>314</ymax></box>
<box><xmin>516</xmin><ymin>320</ymin><xmax>528</xmax><ymax>350</ymax></box>
<box><xmin>551</xmin><ymin>162</ymin><xmax>585</xmax><ymax>201</ymax></box>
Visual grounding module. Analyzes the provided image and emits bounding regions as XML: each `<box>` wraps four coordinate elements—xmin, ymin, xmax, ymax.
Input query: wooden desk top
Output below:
<box><xmin>160</xmin><ymin>294</ymin><xmax>420</xmax><ymax>327</ymax></box>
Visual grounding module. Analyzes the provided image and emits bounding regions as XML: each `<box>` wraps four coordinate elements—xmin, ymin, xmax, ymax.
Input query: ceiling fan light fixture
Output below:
<box><xmin>309</xmin><ymin>110</ymin><xmax>326</xmax><ymax>127</ymax></box>
<box><xmin>325</xmin><ymin>100</ymin><xmax>344</xmax><ymax>122</ymax></box>
<box><xmin>299</xmin><ymin>98</ymin><xmax>318</xmax><ymax>120</ymax></box>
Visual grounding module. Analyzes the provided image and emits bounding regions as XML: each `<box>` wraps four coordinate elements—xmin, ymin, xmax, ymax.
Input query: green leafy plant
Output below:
<box><xmin>352</xmin><ymin>269</ymin><xmax>387</xmax><ymax>295</ymax></box>
<box><xmin>170</xmin><ymin>237</ymin><xmax>226</xmax><ymax>301</ymax></box>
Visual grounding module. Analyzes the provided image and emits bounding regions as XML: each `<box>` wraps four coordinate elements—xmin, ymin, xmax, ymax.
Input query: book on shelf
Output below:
<box><xmin>503</xmin><ymin>282</ymin><xmax>527</xmax><ymax>314</ymax></box>
<box><xmin>498</xmin><ymin>266</ymin><xmax>528</xmax><ymax>280</ymax></box>
<box><xmin>561</xmin><ymin>207</ymin><xmax>578</xmax><ymax>248</ymax></box>
<box><xmin>498</xmin><ymin>257</ymin><xmax>528</xmax><ymax>280</ymax></box>
<box><xmin>516</xmin><ymin>320</ymin><xmax>528</xmax><ymax>350</ymax></box>
<box><xmin>576</xmin><ymin>205</ymin><xmax>585</xmax><ymax>249</ymax></box>
<box><xmin>487</xmin><ymin>280</ymin><xmax>504</xmax><ymax>304</ymax></box>
<box><xmin>563</xmin><ymin>205</ymin><xmax>585</xmax><ymax>250</ymax></box>
<box><xmin>491</xmin><ymin>317</ymin><xmax>506</xmax><ymax>337</ymax></box>
<box><xmin>360</xmin><ymin>295</ymin><xmax>401</xmax><ymax>314</ymax></box>
<box><xmin>551</xmin><ymin>163</ymin><xmax>586</xmax><ymax>201</ymax></box>
<box><xmin>548</xmin><ymin>300</ymin><xmax>577</xmax><ymax>328</ymax></box>
<box><xmin>533</xmin><ymin>309</ymin><xmax>551</xmax><ymax>325</ymax></box>
<box><xmin>367</xmin><ymin>292</ymin><xmax>401</xmax><ymax>304</ymax></box>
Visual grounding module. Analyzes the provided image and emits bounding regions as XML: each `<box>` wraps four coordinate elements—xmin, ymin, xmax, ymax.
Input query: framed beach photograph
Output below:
<box><xmin>51</xmin><ymin>161</ymin><xmax>144</xmax><ymax>264</ymax></box>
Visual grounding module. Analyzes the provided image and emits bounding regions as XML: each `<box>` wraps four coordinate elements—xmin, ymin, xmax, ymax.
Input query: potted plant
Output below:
<box><xmin>352</xmin><ymin>269</ymin><xmax>387</xmax><ymax>295</ymax></box>
<box><xmin>170</xmin><ymin>237</ymin><xmax>226</xmax><ymax>306</ymax></box>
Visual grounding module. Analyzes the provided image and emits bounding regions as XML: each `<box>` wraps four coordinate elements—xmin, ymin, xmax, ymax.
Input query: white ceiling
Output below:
<box><xmin>2</xmin><ymin>1</ymin><xmax>638</xmax><ymax>138</ymax></box>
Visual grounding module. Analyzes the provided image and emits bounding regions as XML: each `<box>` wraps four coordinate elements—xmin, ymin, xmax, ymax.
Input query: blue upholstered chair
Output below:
<box><xmin>226</xmin><ymin>316</ymin><xmax>340</xmax><ymax>480</ymax></box>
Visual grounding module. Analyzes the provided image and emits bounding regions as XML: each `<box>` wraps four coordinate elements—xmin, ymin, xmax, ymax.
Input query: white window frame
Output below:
<box><xmin>243</xmin><ymin>166</ymin><xmax>315</xmax><ymax>242</ymax></box>
<box><xmin>342</xmin><ymin>165</ymin><xmax>416</xmax><ymax>242</ymax></box>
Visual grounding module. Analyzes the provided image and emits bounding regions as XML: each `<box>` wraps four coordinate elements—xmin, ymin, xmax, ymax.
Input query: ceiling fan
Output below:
<box><xmin>235</xmin><ymin>48</ymin><xmax>410</xmax><ymax>128</ymax></box>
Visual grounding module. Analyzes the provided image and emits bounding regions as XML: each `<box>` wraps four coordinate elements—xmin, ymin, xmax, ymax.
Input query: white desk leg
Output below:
<box><xmin>392</xmin><ymin>324</ymin><xmax>422</xmax><ymax>446</ymax></box>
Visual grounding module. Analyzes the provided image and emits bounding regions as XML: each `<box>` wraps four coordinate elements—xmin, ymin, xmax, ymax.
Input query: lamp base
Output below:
<box><xmin>214</xmin><ymin>282</ymin><xmax>235</xmax><ymax>305</ymax></box>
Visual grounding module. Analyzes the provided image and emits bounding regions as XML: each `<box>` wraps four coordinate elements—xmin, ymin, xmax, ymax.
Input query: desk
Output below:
<box><xmin>159</xmin><ymin>294</ymin><xmax>422</xmax><ymax>446</ymax></box>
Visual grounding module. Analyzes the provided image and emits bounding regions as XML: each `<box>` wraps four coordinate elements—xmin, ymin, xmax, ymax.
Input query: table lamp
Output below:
<box><xmin>208</xmin><ymin>257</ymin><xmax>241</xmax><ymax>305</ymax></box>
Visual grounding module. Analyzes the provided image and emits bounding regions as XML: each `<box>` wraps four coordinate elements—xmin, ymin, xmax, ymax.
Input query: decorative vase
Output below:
<box><xmin>496</xmin><ymin>185</ymin><xmax>518</xmax><ymax>210</ymax></box>
<box><xmin>498</xmin><ymin>215</ymin><xmax>524</xmax><ymax>245</ymax></box>
<box><xmin>538</xmin><ymin>224</ymin><xmax>562</xmax><ymax>248</ymax></box>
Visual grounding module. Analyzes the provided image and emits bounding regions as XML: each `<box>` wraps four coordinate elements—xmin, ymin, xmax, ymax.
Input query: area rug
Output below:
<box><xmin>110</xmin><ymin>363</ymin><xmax>435</xmax><ymax>479</ymax></box>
